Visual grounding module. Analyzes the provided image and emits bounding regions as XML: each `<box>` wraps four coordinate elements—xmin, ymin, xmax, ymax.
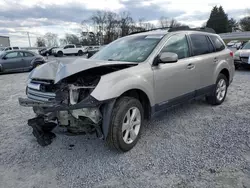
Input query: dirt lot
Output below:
<box><xmin>0</xmin><ymin>62</ymin><xmax>250</xmax><ymax>187</ymax></box>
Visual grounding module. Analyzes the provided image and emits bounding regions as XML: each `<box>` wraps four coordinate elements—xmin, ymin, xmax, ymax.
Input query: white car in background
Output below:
<box><xmin>0</xmin><ymin>46</ymin><xmax>20</xmax><ymax>55</ymax></box>
<box><xmin>53</xmin><ymin>44</ymin><xmax>88</xmax><ymax>57</ymax></box>
<box><xmin>227</xmin><ymin>40</ymin><xmax>239</xmax><ymax>47</ymax></box>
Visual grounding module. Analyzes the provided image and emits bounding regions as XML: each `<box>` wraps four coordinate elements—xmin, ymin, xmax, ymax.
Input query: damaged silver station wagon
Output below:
<box><xmin>19</xmin><ymin>27</ymin><xmax>235</xmax><ymax>152</ymax></box>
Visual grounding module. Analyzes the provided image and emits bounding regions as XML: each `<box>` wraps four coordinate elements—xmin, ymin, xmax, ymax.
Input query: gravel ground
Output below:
<box><xmin>0</xmin><ymin>62</ymin><xmax>250</xmax><ymax>188</ymax></box>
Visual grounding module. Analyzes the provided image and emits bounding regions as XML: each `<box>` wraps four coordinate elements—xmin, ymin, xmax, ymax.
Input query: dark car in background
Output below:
<box><xmin>39</xmin><ymin>47</ymin><xmax>58</xmax><ymax>56</ymax></box>
<box><xmin>0</xmin><ymin>50</ymin><xmax>46</xmax><ymax>73</ymax></box>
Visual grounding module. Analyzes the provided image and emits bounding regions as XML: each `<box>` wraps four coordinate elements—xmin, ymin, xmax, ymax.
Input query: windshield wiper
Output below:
<box><xmin>108</xmin><ymin>59</ymin><xmax>115</xmax><ymax>61</ymax></box>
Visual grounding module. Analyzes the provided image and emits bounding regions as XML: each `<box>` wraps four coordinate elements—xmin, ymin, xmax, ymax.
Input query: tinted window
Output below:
<box><xmin>207</xmin><ymin>37</ymin><xmax>215</xmax><ymax>52</ymax></box>
<box><xmin>64</xmin><ymin>45</ymin><xmax>71</xmax><ymax>49</ymax></box>
<box><xmin>161</xmin><ymin>34</ymin><xmax>189</xmax><ymax>59</ymax></box>
<box><xmin>190</xmin><ymin>34</ymin><xmax>213</xmax><ymax>56</ymax></box>
<box><xmin>24</xmin><ymin>52</ymin><xmax>34</xmax><ymax>57</ymax></box>
<box><xmin>209</xmin><ymin>36</ymin><xmax>225</xmax><ymax>51</ymax></box>
<box><xmin>13</xmin><ymin>47</ymin><xmax>19</xmax><ymax>49</ymax></box>
<box><xmin>76</xmin><ymin>45</ymin><xmax>82</xmax><ymax>48</ymax></box>
<box><xmin>68</xmin><ymin>45</ymin><xmax>75</xmax><ymax>48</ymax></box>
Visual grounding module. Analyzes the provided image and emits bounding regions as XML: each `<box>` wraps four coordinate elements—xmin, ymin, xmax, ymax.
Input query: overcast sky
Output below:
<box><xmin>0</xmin><ymin>0</ymin><xmax>249</xmax><ymax>47</ymax></box>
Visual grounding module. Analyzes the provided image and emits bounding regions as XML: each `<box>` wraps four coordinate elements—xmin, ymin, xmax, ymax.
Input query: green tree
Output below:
<box><xmin>206</xmin><ymin>6</ymin><xmax>229</xmax><ymax>33</ymax></box>
<box><xmin>239</xmin><ymin>16</ymin><xmax>250</xmax><ymax>31</ymax></box>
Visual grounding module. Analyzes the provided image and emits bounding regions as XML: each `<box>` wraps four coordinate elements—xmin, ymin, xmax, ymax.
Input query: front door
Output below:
<box><xmin>153</xmin><ymin>34</ymin><xmax>198</xmax><ymax>111</ymax></box>
<box><xmin>64</xmin><ymin>45</ymin><xmax>75</xmax><ymax>55</ymax></box>
<box><xmin>1</xmin><ymin>51</ymin><xmax>25</xmax><ymax>72</ymax></box>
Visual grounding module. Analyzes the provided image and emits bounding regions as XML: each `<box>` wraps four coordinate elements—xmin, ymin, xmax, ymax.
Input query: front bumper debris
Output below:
<box><xmin>28</xmin><ymin>117</ymin><xmax>57</xmax><ymax>146</ymax></box>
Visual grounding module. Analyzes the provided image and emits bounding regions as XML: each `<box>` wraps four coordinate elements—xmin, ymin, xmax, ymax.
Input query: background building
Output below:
<box><xmin>0</xmin><ymin>36</ymin><xmax>10</xmax><ymax>47</ymax></box>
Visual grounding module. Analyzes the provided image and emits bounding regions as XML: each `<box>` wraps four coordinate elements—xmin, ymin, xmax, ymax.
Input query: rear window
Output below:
<box><xmin>190</xmin><ymin>34</ymin><xmax>214</xmax><ymax>56</ymax></box>
<box><xmin>209</xmin><ymin>36</ymin><xmax>225</xmax><ymax>52</ymax></box>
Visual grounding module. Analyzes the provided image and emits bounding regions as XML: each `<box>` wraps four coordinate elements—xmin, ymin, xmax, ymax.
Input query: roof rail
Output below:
<box><xmin>129</xmin><ymin>26</ymin><xmax>216</xmax><ymax>35</ymax></box>
<box><xmin>129</xmin><ymin>27</ymin><xmax>171</xmax><ymax>35</ymax></box>
<box><xmin>168</xmin><ymin>26</ymin><xmax>216</xmax><ymax>33</ymax></box>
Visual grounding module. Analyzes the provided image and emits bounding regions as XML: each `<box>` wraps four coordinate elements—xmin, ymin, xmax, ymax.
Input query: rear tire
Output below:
<box><xmin>78</xmin><ymin>50</ymin><xmax>83</xmax><ymax>56</ymax></box>
<box><xmin>107</xmin><ymin>97</ymin><xmax>144</xmax><ymax>152</ymax></box>
<box><xmin>206</xmin><ymin>73</ymin><xmax>228</xmax><ymax>105</ymax></box>
<box><xmin>57</xmin><ymin>51</ymin><xmax>63</xmax><ymax>57</ymax></box>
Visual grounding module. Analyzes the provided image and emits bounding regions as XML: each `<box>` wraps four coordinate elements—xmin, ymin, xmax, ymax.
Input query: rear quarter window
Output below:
<box><xmin>209</xmin><ymin>35</ymin><xmax>225</xmax><ymax>52</ymax></box>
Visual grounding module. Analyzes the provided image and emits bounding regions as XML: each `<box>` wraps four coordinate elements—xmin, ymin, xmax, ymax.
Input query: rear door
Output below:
<box><xmin>1</xmin><ymin>51</ymin><xmax>25</xmax><ymax>71</ymax></box>
<box><xmin>188</xmin><ymin>34</ymin><xmax>216</xmax><ymax>93</ymax></box>
<box><xmin>23</xmin><ymin>52</ymin><xmax>35</xmax><ymax>68</ymax></box>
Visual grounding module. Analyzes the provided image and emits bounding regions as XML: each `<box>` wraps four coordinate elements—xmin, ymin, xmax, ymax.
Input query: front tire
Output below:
<box><xmin>206</xmin><ymin>73</ymin><xmax>228</xmax><ymax>105</ymax></box>
<box><xmin>107</xmin><ymin>97</ymin><xmax>144</xmax><ymax>152</ymax></box>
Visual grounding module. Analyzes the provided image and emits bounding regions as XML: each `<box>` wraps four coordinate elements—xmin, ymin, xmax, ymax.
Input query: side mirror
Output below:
<box><xmin>153</xmin><ymin>52</ymin><xmax>178</xmax><ymax>66</ymax></box>
<box><xmin>2</xmin><ymin>56</ymin><xmax>7</xmax><ymax>60</ymax></box>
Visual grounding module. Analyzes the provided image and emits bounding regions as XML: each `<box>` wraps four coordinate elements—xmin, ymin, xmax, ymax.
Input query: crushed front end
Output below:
<box><xmin>19</xmin><ymin>75</ymin><xmax>105</xmax><ymax>146</ymax></box>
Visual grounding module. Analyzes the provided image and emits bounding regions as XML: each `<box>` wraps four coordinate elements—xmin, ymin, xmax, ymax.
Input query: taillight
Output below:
<box><xmin>230</xmin><ymin>51</ymin><xmax>233</xmax><ymax>57</ymax></box>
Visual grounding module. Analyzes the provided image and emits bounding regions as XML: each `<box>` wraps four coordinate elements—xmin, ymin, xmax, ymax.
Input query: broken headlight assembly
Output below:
<box><xmin>67</xmin><ymin>75</ymin><xmax>101</xmax><ymax>105</ymax></box>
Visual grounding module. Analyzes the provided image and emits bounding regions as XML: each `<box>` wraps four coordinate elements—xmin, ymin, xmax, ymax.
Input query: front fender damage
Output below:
<box><xmin>19</xmin><ymin>63</ymin><xmax>135</xmax><ymax>146</ymax></box>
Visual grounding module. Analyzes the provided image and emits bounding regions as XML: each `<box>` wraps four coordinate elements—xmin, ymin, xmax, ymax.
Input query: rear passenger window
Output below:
<box><xmin>24</xmin><ymin>52</ymin><xmax>34</xmax><ymax>57</ymax></box>
<box><xmin>209</xmin><ymin>36</ymin><xmax>225</xmax><ymax>52</ymax></box>
<box><xmin>190</xmin><ymin>34</ymin><xmax>213</xmax><ymax>56</ymax></box>
<box><xmin>161</xmin><ymin>34</ymin><xmax>189</xmax><ymax>59</ymax></box>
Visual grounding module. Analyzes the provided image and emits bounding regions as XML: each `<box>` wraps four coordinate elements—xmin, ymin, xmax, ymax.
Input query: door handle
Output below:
<box><xmin>187</xmin><ymin>63</ymin><xmax>195</xmax><ymax>70</ymax></box>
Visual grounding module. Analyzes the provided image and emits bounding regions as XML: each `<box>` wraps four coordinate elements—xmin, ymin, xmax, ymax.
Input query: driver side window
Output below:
<box><xmin>160</xmin><ymin>34</ymin><xmax>190</xmax><ymax>59</ymax></box>
<box><xmin>5</xmin><ymin>52</ymin><xmax>18</xmax><ymax>59</ymax></box>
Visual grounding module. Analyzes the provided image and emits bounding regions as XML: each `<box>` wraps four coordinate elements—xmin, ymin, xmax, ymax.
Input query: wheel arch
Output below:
<box><xmin>120</xmin><ymin>89</ymin><xmax>152</xmax><ymax>120</ymax></box>
<box><xmin>219</xmin><ymin>68</ymin><xmax>230</xmax><ymax>85</ymax></box>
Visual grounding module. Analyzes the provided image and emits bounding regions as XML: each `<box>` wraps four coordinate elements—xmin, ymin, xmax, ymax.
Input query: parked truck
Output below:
<box><xmin>53</xmin><ymin>44</ymin><xmax>88</xmax><ymax>57</ymax></box>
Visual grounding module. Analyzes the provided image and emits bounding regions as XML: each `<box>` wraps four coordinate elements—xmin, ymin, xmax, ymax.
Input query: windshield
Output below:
<box><xmin>91</xmin><ymin>34</ymin><xmax>164</xmax><ymax>62</ymax></box>
<box><xmin>242</xmin><ymin>42</ymin><xmax>250</xmax><ymax>49</ymax></box>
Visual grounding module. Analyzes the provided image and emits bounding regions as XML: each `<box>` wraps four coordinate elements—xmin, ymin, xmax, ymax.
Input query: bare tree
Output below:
<box><xmin>169</xmin><ymin>19</ymin><xmax>182</xmax><ymax>27</ymax></box>
<box><xmin>36</xmin><ymin>37</ymin><xmax>46</xmax><ymax>47</ymax></box>
<box><xmin>65</xmin><ymin>34</ymin><xmax>80</xmax><ymax>44</ymax></box>
<box><xmin>159</xmin><ymin>16</ymin><xmax>170</xmax><ymax>27</ymax></box>
<box><xmin>91</xmin><ymin>11</ymin><xmax>107</xmax><ymax>44</ymax></box>
<box><xmin>59</xmin><ymin>38</ymin><xmax>67</xmax><ymax>46</ymax></box>
<box><xmin>119</xmin><ymin>11</ymin><xmax>133</xmax><ymax>37</ymax></box>
<box><xmin>104</xmin><ymin>11</ymin><xmax>120</xmax><ymax>44</ymax></box>
<box><xmin>158</xmin><ymin>17</ymin><xmax>183</xmax><ymax>28</ymax></box>
<box><xmin>44</xmin><ymin>32</ymin><xmax>58</xmax><ymax>47</ymax></box>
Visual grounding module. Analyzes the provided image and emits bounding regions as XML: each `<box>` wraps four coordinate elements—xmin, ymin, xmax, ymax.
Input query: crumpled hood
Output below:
<box><xmin>235</xmin><ymin>49</ymin><xmax>250</xmax><ymax>57</ymax></box>
<box><xmin>30</xmin><ymin>58</ymin><xmax>138</xmax><ymax>83</ymax></box>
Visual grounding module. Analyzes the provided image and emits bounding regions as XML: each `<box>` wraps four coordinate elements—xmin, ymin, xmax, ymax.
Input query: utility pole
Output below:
<box><xmin>27</xmin><ymin>32</ymin><xmax>31</xmax><ymax>47</ymax></box>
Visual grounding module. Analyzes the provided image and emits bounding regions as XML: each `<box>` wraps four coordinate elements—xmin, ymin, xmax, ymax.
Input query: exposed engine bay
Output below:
<box><xmin>19</xmin><ymin>63</ymin><xmax>137</xmax><ymax>146</ymax></box>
